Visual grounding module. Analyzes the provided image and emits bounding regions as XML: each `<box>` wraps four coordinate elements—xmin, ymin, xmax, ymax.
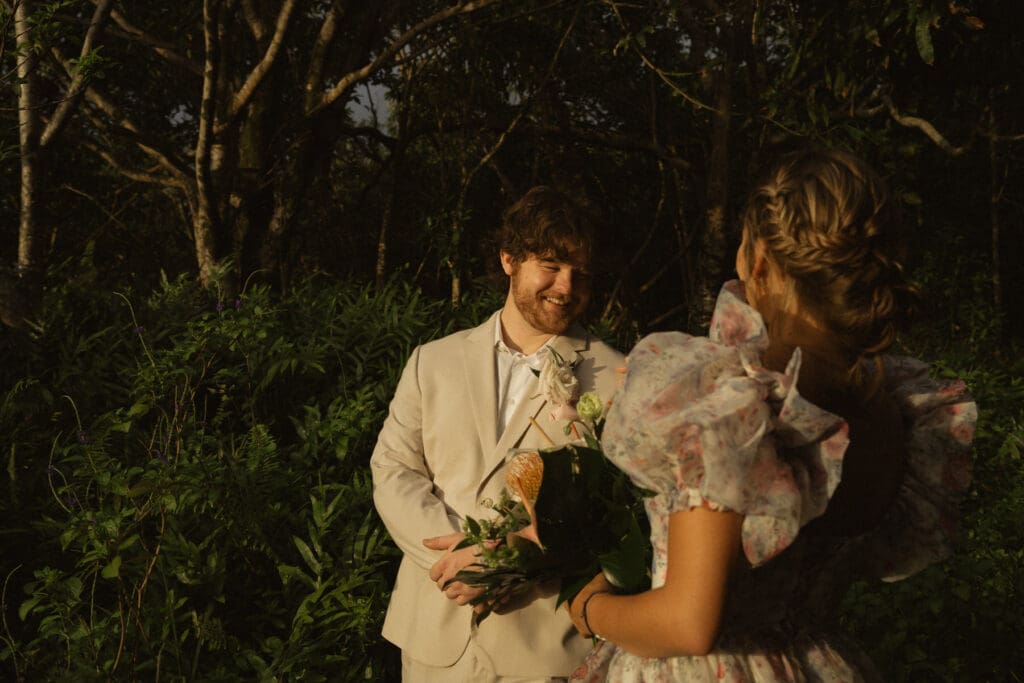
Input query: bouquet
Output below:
<box><xmin>451</xmin><ymin>379</ymin><xmax>651</xmax><ymax>623</ymax></box>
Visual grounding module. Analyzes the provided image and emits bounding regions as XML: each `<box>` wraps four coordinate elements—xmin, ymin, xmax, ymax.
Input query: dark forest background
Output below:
<box><xmin>1</xmin><ymin>1</ymin><xmax>1021</xmax><ymax>680</ymax></box>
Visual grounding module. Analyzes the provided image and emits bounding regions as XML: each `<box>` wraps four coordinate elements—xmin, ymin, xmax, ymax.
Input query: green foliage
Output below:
<box><xmin>1</xmin><ymin>238</ymin><xmax>1021</xmax><ymax>679</ymax></box>
<box><xmin>454</xmin><ymin>443</ymin><xmax>651</xmax><ymax>623</ymax></box>
<box><xmin>0</xmin><ymin>265</ymin><xmax>487</xmax><ymax>681</ymax></box>
<box><xmin>839</xmin><ymin>253</ymin><xmax>1024</xmax><ymax>680</ymax></box>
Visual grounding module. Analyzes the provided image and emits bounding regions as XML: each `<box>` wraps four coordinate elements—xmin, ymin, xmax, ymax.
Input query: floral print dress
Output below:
<box><xmin>571</xmin><ymin>281</ymin><xmax>976</xmax><ymax>683</ymax></box>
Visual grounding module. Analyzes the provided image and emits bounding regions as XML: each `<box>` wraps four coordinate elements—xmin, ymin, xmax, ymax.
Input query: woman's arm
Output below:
<box><xmin>568</xmin><ymin>506</ymin><xmax>744</xmax><ymax>658</ymax></box>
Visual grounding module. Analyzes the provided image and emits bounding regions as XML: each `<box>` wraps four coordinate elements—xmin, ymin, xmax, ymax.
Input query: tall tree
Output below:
<box><xmin>1</xmin><ymin>0</ymin><xmax>112</xmax><ymax>324</ymax></box>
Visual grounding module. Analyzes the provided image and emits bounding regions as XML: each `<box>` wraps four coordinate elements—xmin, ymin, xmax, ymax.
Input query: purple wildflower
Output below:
<box><xmin>216</xmin><ymin>302</ymin><xmax>225</xmax><ymax>312</ymax></box>
<box><xmin>234</xmin><ymin>297</ymin><xmax>243</xmax><ymax>309</ymax></box>
<box><xmin>133</xmin><ymin>325</ymin><xmax>145</xmax><ymax>335</ymax></box>
<box><xmin>78</xmin><ymin>430</ymin><xmax>89</xmax><ymax>444</ymax></box>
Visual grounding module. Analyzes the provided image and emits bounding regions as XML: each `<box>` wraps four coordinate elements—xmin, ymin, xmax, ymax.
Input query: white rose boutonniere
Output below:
<box><xmin>538</xmin><ymin>348</ymin><xmax>580</xmax><ymax>422</ymax></box>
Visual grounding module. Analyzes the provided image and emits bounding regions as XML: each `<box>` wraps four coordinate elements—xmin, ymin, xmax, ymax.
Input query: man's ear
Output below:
<box><xmin>500</xmin><ymin>251</ymin><xmax>516</xmax><ymax>276</ymax></box>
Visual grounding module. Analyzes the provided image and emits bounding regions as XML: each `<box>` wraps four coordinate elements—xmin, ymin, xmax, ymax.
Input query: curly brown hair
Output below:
<box><xmin>498</xmin><ymin>186</ymin><xmax>599</xmax><ymax>266</ymax></box>
<box><xmin>741</xmin><ymin>149</ymin><xmax>918</xmax><ymax>379</ymax></box>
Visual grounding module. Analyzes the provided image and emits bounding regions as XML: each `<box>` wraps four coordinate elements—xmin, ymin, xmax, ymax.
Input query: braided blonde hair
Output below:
<box><xmin>741</xmin><ymin>149</ymin><xmax>917</xmax><ymax>383</ymax></box>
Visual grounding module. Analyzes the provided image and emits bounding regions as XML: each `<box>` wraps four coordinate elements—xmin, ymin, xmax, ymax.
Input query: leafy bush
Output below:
<box><xmin>0</xmin><ymin>265</ymin><xmax>499</xmax><ymax>681</ymax></box>
<box><xmin>840</xmin><ymin>266</ymin><xmax>1024</xmax><ymax>681</ymax></box>
<box><xmin>1</xmin><ymin>256</ymin><xmax>1020</xmax><ymax>681</ymax></box>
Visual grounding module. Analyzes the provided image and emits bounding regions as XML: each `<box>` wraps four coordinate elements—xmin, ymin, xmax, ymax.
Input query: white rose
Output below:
<box><xmin>539</xmin><ymin>350</ymin><xmax>579</xmax><ymax>407</ymax></box>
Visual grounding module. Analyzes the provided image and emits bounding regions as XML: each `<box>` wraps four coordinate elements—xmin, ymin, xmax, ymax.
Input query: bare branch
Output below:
<box><xmin>986</xmin><ymin>131</ymin><xmax>1024</xmax><ymax>144</ymax></box>
<box><xmin>339</xmin><ymin>123</ymin><xmax>398</xmax><ymax>150</ymax></box>
<box><xmin>47</xmin><ymin>42</ymin><xmax>190</xmax><ymax>183</ymax></box>
<box><xmin>304</xmin><ymin>2</ymin><xmax>341</xmax><ymax>112</ymax></box>
<box><xmin>605</xmin><ymin>0</ymin><xmax>716</xmax><ymax>113</ymax></box>
<box><xmin>40</xmin><ymin>0</ymin><xmax>114</xmax><ymax>147</ymax></box>
<box><xmin>458</xmin><ymin>0</ymin><xmax>580</xmax><ymax>202</ymax></box>
<box><xmin>99</xmin><ymin>2</ymin><xmax>202</xmax><ymax>75</ymax></box>
<box><xmin>240</xmin><ymin>0</ymin><xmax>269</xmax><ymax>41</ymax></box>
<box><xmin>883</xmin><ymin>95</ymin><xmax>969</xmax><ymax>156</ymax></box>
<box><xmin>313</xmin><ymin>0</ymin><xmax>503</xmax><ymax>115</ymax></box>
<box><xmin>215</xmin><ymin>0</ymin><xmax>297</xmax><ymax>134</ymax></box>
<box><xmin>77</xmin><ymin>137</ymin><xmax>187</xmax><ymax>189</ymax></box>
<box><xmin>525</xmin><ymin>122</ymin><xmax>691</xmax><ymax>170</ymax></box>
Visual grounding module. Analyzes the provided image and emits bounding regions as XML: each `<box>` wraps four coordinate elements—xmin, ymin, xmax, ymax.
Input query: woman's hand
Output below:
<box><xmin>566</xmin><ymin>572</ymin><xmax>614</xmax><ymax>638</ymax></box>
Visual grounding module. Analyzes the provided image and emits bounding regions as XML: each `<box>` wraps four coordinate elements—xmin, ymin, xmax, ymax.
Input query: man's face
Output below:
<box><xmin>501</xmin><ymin>249</ymin><xmax>592</xmax><ymax>335</ymax></box>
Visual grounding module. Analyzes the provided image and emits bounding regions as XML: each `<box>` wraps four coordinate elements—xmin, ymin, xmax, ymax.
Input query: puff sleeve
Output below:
<box><xmin>857</xmin><ymin>355</ymin><xmax>976</xmax><ymax>581</ymax></box>
<box><xmin>603</xmin><ymin>330</ymin><xmax>849</xmax><ymax>567</ymax></box>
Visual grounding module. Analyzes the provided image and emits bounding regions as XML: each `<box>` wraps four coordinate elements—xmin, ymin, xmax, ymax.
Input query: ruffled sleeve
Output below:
<box><xmin>857</xmin><ymin>355</ymin><xmax>976</xmax><ymax>581</ymax></box>
<box><xmin>603</xmin><ymin>286</ymin><xmax>849</xmax><ymax>567</ymax></box>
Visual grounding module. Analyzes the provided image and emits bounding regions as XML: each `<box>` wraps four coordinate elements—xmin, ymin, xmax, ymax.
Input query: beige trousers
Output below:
<box><xmin>401</xmin><ymin>640</ymin><xmax>570</xmax><ymax>683</ymax></box>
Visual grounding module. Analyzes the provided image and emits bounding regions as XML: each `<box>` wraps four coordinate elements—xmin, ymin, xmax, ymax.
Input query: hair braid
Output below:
<box><xmin>741</xmin><ymin>149</ymin><xmax>918</xmax><ymax>381</ymax></box>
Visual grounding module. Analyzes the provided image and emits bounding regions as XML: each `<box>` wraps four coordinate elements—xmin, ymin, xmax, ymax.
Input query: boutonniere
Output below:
<box><xmin>536</xmin><ymin>347</ymin><xmax>580</xmax><ymax>419</ymax></box>
<box><xmin>533</xmin><ymin>348</ymin><xmax>605</xmax><ymax>440</ymax></box>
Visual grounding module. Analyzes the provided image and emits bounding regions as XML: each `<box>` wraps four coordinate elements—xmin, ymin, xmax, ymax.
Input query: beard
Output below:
<box><xmin>510</xmin><ymin>280</ymin><xmax>586</xmax><ymax>335</ymax></box>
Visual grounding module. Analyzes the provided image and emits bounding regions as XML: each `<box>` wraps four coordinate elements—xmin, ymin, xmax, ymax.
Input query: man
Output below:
<box><xmin>371</xmin><ymin>186</ymin><xmax>624</xmax><ymax>681</ymax></box>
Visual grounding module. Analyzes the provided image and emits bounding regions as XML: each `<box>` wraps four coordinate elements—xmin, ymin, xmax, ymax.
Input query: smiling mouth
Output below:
<box><xmin>542</xmin><ymin>296</ymin><xmax>571</xmax><ymax>307</ymax></box>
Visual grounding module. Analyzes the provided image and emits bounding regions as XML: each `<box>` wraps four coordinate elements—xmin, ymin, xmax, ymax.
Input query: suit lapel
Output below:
<box><xmin>483</xmin><ymin>325</ymin><xmax>592</xmax><ymax>473</ymax></box>
<box><xmin>462</xmin><ymin>313</ymin><xmax>500</xmax><ymax>456</ymax></box>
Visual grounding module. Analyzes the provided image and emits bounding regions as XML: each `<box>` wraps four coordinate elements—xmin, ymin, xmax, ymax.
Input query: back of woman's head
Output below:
<box><xmin>741</xmin><ymin>148</ymin><xmax>917</xmax><ymax>373</ymax></box>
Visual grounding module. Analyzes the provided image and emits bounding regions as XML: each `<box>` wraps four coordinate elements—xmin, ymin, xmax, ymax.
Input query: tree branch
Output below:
<box><xmin>215</xmin><ymin>0</ymin><xmax>297</xmax><ymax>135</ymax></box>
<box><xmin>77</xmin><ymin>137</ymin><xmax>188</xmax><ymax>190</ymax></box>
<box><xmin>240</xmin><ymin>0</ymin><xmax>269</xmax><ymax>41</ymax></box>
<box><xmin>605</xmin><ymin>0</ymin><xmax>716</xmax><ymax>113</ymax></box>
<box><xmin>883</xmin><ymin>95</ymin><xmax>969</xmax><ymax>156</ymax></box>
<box><xmin>313</xmin><ymin>0</ymin><xmax>503</xmax><ymax>115</ymax></box>
<box><xmin>40</xmin><ymin>0</ymin><xmax>114</xmax><ymax>147</ymax></box>
<box><xmin>47</xmin><ymin>43</ymin><xmax>190</xmax><ymax>183</ymax></box>
<box><xmin>96</xmin><ymin>1</ymin><xmax>202</xmax><ymax>75</ymax></box>
<box><xmin>303</xmin><ymin>2</ymin><xmax>340</xmax><ymax>112</ymax></box>
<box><xmin>525</xmin><ymin>122</ymin><xmax>692</xmax><ymax>170</ymax></box>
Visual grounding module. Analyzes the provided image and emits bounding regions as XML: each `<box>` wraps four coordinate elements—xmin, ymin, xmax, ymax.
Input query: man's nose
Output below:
<box><xmin>552</xmin><ymin>268</ymin><xmax>573</xmax><ymax>293</ymax></box>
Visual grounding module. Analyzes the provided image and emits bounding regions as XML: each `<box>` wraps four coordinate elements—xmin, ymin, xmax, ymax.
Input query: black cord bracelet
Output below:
<box><xmin>581</xmin><ymin>589</ymin><xmax>612</xmax><ymax>641</ymax></box>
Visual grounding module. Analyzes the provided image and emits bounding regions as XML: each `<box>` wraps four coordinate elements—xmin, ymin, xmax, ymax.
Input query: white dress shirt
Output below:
<box><xmin>494</xmin><ymin>315</ymin><xmax>551</xmax><ymax>437</ymax></box>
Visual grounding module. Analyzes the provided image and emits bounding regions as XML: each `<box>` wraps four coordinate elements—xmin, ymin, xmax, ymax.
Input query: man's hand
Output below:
<box><xmin>423</xmin><ymin>532</ymin><xmax>486</xmax><ymax>606</ymax></box>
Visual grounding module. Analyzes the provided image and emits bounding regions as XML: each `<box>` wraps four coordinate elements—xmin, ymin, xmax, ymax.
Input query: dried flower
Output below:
<box><xmin>506</xmin><ymin>451</ymin><xmax>543</xmax><ymax>501</ymax></box>
<box><xmin>506</xmin><ymin>451</ymin><xmax>544</xmax><ymax>531</ymax></box>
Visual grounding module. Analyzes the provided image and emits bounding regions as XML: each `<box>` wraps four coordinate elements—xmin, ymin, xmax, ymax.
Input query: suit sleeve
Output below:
<box><xmin>370</xmin><ymin>345</ymin><xmax>464</xmax><ymax>570</ymax></box>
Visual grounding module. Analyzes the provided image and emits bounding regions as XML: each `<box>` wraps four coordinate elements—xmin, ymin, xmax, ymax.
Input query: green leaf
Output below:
<box><xmin>127</xmin><ymin>399</ymin><xmax>151</xmax><ymax>417</ymax></box>
<box><xmin>294</xmin><ymin>536</ymin><xmax>321</xmax><ymax>575</ymax></box>
<box><xmin>101</xmin><ymin>555</ymin><xmax>122</xmax><ymax>579</ymax></box>
<box><xmin>18</xmin><ymin>595</ymin><xmax>43</xmax><ymax>621</ymax></box>
<box><xmin>915</xmin><ymin>13</ymin><xmax>935</xmax><ymax>65</ymax></box>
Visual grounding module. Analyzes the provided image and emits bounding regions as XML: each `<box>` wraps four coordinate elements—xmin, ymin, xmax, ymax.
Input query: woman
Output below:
<box><xmin>567</xmin><ymin>149</ymin><xmax>976</xmax><ymax>681</ymax></box>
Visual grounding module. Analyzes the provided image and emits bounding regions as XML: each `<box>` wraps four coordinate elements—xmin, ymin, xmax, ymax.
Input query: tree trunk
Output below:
<box><xmin>194</xmin><ymin>0</ymin><xmax>224</xmax><ymax>288</ymax></box>
<box><xmin>11</xmin><ymin>0</ymin><xmax>42</xmax><ymax>324</ymax></box>
<box><xmin>698</xmin><ymin>65</ymin><xmax>733</xmax><ymax>328</ymax></box>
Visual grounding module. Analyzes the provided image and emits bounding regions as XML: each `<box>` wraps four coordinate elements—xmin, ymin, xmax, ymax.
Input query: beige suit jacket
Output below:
<box><xmin>370</xmin><ymin>311</ymin><xmax>624</xmax><ymax>676</ymax></box>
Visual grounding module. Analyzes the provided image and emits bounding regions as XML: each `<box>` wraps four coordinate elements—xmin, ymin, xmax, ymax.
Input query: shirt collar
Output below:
<box><xmin>494</xmin><ymin>314</ymin><xmax>552</xmax><ymax>366</ymax></box>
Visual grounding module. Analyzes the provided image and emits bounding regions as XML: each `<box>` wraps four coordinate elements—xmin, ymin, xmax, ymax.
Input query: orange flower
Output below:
<box><xmin>506</xmin><ymin>451</ymin><xmax>543</xmax><ymax>508</ymax></box>
<box><xmin>506</xmin><ymin>451</ymin><xmax>544</xmax><ymax>546</ymax></box>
